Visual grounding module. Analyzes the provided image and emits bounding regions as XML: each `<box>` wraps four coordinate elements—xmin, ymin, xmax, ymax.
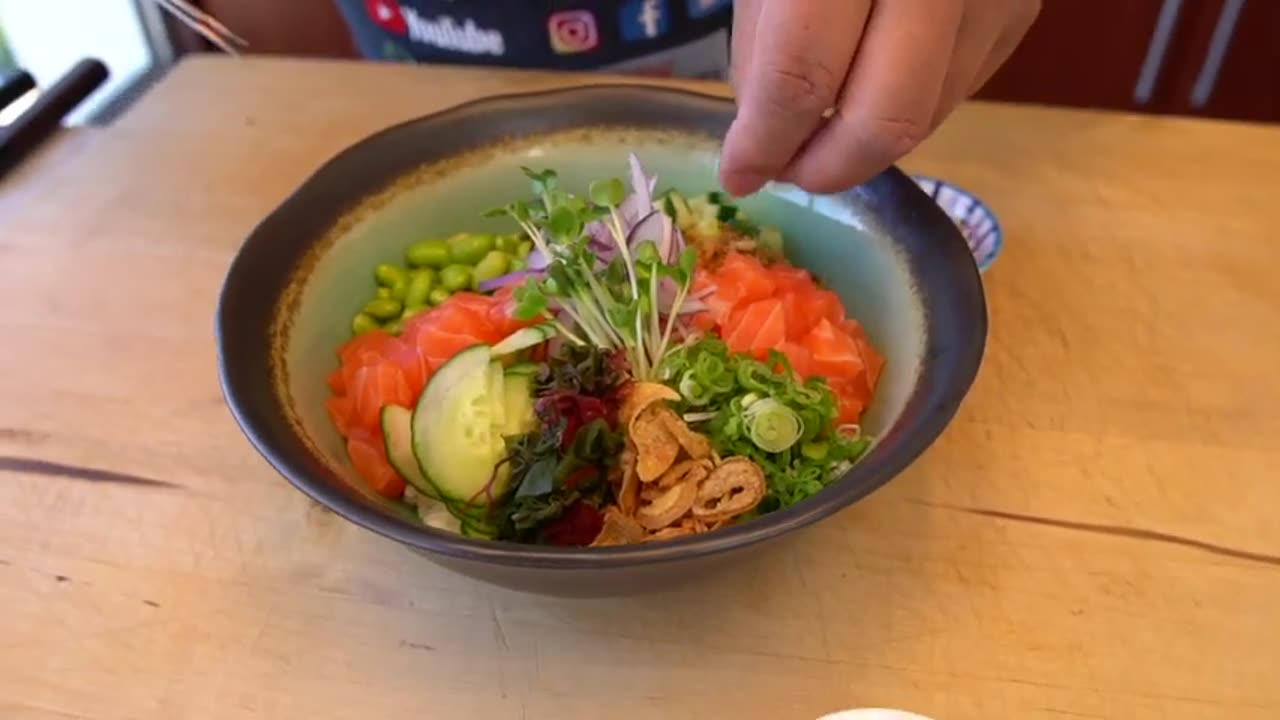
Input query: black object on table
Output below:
<box><xmin>0</xmin><ymin>59</ymin><xmax>110</xmax><ymax>181</ymax></box>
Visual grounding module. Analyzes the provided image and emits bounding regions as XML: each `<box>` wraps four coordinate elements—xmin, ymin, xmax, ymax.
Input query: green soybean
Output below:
<box><xmin>376</xmin><ymin>287</ymin><xmax>392</xmax><ymax>300</ymax></box>
<box><xmin>404</xmin><ymin>269</ymin><xmax>435</xmax><ymax>307</ymax></box>
<box><xmin>406</xmin><ymin>239</ymin><xmax>451</xmax><ymax>269</ymax></box>
<box><xmin>362</xmin><ymin>297</ymin><xmax>402</xmax><ymax>320</ymax></box>
<box><xmin>351</xmin><ymin>313</ymin><xmax>380</xmax><ymax>336</ymax></box>
<box><xmin>386</xmin><ymin>319</ymin><xmax>404</xmax><ymax>335</ymax></box>
<box><xmin>401</xmin><ymin>304</ymin><xmax>428</xmax><ymax>320</ymax></box>
<box><xmin>374</xmin><ymin>263</ymin><xmax>407</xmax><ymax>288</ymax></box>
<box><xmin>388</xmin><ymin>274</ymin><xmax>409</xmax><ymax>301</ymax></box>
<box><xmin>428</xmin><ymin>287</ymin><xmax>452</xmax><ymax>305</ymax></box>
<box><xmin>447</xmin><ymin>233</ymin><xmax>496</xmax><ymax>265</ymax></box>
<box><xmin>496</xmin><ymin>233</ymin><xmax>521</xmax><ymax>254</ymax></box>
<box><xmin>439</xmin><ymin>264</ymin><xmax>472</xmax><ymax>292</ymax></box>
<box><xmin>472</xmin><ymin>250</ymin><xmax>511</xmax><ymax>287</ymax></box>
<box><xmin>516</xmin><ymin>240</ymin><xmax>533</xmax><ymax>259</ymax></box>
<box><xmin>509</xmin><ymin>258</ymin><xmax>527</xmax><ymax>272</ymax></box>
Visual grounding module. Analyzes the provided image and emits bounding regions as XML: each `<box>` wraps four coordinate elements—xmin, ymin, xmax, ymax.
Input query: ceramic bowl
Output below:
<box><xmin>216</xmin><ymin>85</ymin><xmax>987</xmax><ymax>596</ymax></box>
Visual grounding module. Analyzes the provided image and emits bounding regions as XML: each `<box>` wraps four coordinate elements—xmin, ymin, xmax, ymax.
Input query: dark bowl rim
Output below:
<box><xmin>216</xmin><ymin>83</ymin><xmax>987</xmax><ymax>570</ymax></box>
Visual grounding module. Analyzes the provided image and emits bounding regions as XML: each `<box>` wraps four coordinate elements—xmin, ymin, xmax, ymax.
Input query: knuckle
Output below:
<box><xmin>755</xmin><ymin>57</ymin><xmax>842</xmax><ymax>116</ymax></box>
<box><xmin>848</xmin><ymin>112</ymin><xmax>931</xmax><ymax>163</ymax></box>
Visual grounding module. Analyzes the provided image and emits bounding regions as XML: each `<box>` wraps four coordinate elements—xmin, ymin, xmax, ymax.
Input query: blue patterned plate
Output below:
<box><xmin>911</xmin><ymin>175</ymin><xmax>1002</xmax><ymax>272</ymax></box>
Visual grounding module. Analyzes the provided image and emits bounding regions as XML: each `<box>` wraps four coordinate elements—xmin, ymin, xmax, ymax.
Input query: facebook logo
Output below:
<box><xmin>620</xmin><ymin>0</ymin><xmax>670</xmax><ymax>42</ymax></box>
<box><xmin>685</xmin><ymin>0</ymin><xmax>731</xmax><ymax>19</ymax></box>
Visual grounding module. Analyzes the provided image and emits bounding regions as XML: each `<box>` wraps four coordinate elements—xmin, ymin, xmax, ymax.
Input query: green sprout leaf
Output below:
<box><xmin>589</xmin><ymin>178</ymin><xmax>626</xmax><ymax>208</ymax></box>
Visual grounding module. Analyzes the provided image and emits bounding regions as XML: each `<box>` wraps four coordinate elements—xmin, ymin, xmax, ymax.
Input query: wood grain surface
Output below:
<box><xmin>1</xmin><ymin>57</ymin><xmax>1277</xmax><ymax>720</ymax></box>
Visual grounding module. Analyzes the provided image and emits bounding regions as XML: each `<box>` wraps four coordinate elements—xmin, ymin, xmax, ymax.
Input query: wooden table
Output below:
<box><xmin>2</xmin><ymin>56</ymin><xmax>1277</xmax><ymax>720</ymax></box>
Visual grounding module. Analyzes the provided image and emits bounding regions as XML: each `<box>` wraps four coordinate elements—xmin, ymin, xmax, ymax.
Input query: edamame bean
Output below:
<box><xmin>376</xmin><ymin>287</ymin><xmax>392</xmax><ymax>300</ymax></box>
<box><xmin>439</xmin><ymin>264</ymin><xmax>472</xmax><ymax>292</ymax></box>
<box><xmin>472</xmin><ymin>250</ymin><xmax>511</xmax><ymax>287</ymax></box>
<box><xmin>352</xmin><ymin>313</ymin><xmax>380</xmax><ymax>336</ymax></box>
<box><xmin>516</xmin><ymin>240</ymin><xmax>533</xmax><ymax>259</ymax></box>
<box><xmin>386</xmin><ymin>319</ymin><xmax>404</xmax><ymax>336</ymax></box>
<box><xmin>374</xmin><ymin>263</ymin><xmax>407</xmax><ymax>288</ymax></box>
<box><xmin>406</xmin><ymin>239</ymin><xmax>451</xmax><ymax>269</ymax></box>
<box><xmin>427</xmin><ymin>287</ymin><xmax>452</xmax><ymax>305</ymax></box>
<box><xmin>496</xmin><ymin>234</ymin><xmax>521</xmax><ymax>254</ymax></box>
<box><xmin>401</xmin><ymin>304</ymin><xmax>428</xmax><ymax>320</ymax></box>
<box><xmin>388</xmin><ymin>274</ymin><xmax>409</xmax><ymax>301</ymax></box>
<box><xmin>362</xmin><ymin>297</ymin><xmax>402</xmax><ymax>320</ymax></box>
<box><xmin>447</xmin><ymin>233</ymin><xmax>496</xmax><ymax>265</ymax></box>
<box><xmin>509</xmin><ymin>258</ymin><xmax>527</xmax><ymax>272</ymax></box>
<box><xmin>403</xmin><ymin>269</ymin><xmax>435</xmax><ymax>307</ymax></box>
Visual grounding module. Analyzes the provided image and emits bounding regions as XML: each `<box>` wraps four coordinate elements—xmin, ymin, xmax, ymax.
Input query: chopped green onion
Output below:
<box><xmin>744</xmin><ymin>398</ymin><xmax>803</xmax><ymax>453</ymax></box>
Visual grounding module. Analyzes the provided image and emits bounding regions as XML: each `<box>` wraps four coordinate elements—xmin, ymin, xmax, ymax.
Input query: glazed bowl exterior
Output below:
<box><xmin>216</xmin><ymin>85</ymin><xmax>987</xmax><ymax>596</ymax></box>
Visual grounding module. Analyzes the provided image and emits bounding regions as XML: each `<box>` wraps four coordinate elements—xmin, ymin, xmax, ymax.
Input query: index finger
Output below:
<box><xmin>719</xmin><ymin>0</ymin><xmax>871</xmax><ymax>196</ymax></box>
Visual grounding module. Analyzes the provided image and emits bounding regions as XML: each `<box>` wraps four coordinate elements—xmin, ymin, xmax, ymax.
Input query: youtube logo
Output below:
<box><xmin>365</xmin><ymin>0</ymin><xmax>408</xmax><ymax>35</ymax></box>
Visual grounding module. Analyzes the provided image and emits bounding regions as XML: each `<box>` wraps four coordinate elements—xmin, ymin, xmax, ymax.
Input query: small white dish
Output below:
<box><xmin>817</xmin><ymin>709</ymin><xmax>937</xmax><ymax>720</ymax></box>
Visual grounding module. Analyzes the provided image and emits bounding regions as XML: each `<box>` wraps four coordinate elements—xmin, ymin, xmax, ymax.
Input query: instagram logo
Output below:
<box><xmin>548</xmin><ymin>10</ymin><xmax>599</xmax><ymax>54</ymax></box>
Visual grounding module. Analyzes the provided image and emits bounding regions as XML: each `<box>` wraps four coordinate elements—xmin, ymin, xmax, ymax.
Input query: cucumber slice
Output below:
<box><xmin>502</xmin><ymin>372</ymin><xmax>537</xmax><ymax>438</ymax></box>
<box><xmin>461</xmin><ymin>521</ymin><xmax>498</xmax><ymax>539</ymax></box>
<box><xmin>381</xmin><ymin>405</ymin><xmax>439</xmax><ymax>500</ymax></box>
<box><xmin>411</xmin><ymin>345</ymin><xmax>510</xmax><ymax>505</ymax></box>
<box><xmin>488</xmin><ymin>361</ymin><xmax>506</xmax><ymax>436</ymax></box>
<box><xmin>504</xmin><ymin>361</ymin><xmax>540</xmax><ymax>377</ymax></box>
<box><xmin>418</xmin><ymin>497</ymin><xmax>462</xmax><ymax>534</ymax></box>
<box><xmin>491</xmin><ymin>323</ymin><xmax>556</xmax><ymax>357</ymax></box>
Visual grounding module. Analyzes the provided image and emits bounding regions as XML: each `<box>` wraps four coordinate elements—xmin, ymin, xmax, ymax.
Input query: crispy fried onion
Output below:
<box><xmin>631</xmin><ymin>404</ymin><xmax>680</xmax><ymax>483</ymax></box>
<box><xmin>636</xmin><ymin>478</ymin><xmax>698</xmax><ymax>530</ymax></box>
<box><xmin>691</xmin><ymin>457</ymin><xmax>767</xmax><ymax>522</ymax></box>
<box><xmin>620</xmin><ymin>381</ymin><xmax>681</xmax><ymax>430</ymax></box>
<box><xmin>616</xmin><ymin>440</ymin><xmax>640</xmax><ymax>516</ymax></box>
<box><xmin>592</xmin><ymin>382</ymin><xmax>768</xmax><ymax>546</ymax></box>
<box><xmin>660</xmin><ymin>408</ymin><xmax>713</xmax><ymax>460</ymax></box>
<box><xmin>590</xmin><ymin>507</ymin><xmax>647</xmax><ymax>547</ymax></box>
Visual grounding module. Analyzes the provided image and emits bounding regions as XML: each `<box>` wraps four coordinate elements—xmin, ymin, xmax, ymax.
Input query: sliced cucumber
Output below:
<box><xmin>446</xmin><ymin>498</ymin><xmax>493</xmax><ymax>523</ymax></box>
<box><xmin>502</xmin><ymin>371</ymin><xmax>537</xmax><ymax>439</ymax></box>
<box><xmin>411</xmin><ymin>345</ymin><xmax>510</xmax><ymax>505</ymax></box>
<box><xmin>460</xmin><ymin>518</ymin><xmax>498</xmax><ymax>539</ymax></box>
<box><xmin>381</xmin><ymin>405</ymin><xmax>439</xmax><ymax>500</ymax></box>
<box><xmin>488</xmin><ymin>361</ymin><xmax>507</xmax><ymax>437</ymax></box>
<box><xmin>490</xmin><ymin>323</ymin><xmax>556</xmax><ymax>357</ymax></box>
<box><xmin>418</xmin><ymin>497</ymin><xmax>462</xmax><ymax>534</ymax></box>
<box><xmin>504</xmin><ymin>361</ymin><xmax>540</xmax><ymax>377</ymax></box>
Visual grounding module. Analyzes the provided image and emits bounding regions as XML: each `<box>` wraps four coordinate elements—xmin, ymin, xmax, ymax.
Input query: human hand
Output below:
<box><xmin>720</xmin><ymin>0</ymin><xmax>1040</xmax><ymax>196</ymax></box>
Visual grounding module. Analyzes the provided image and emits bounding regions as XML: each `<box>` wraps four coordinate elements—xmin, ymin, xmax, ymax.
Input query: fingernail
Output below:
<box><xmin>722</xmin><ymin>170</ymin><xmax>769</xmax><ymax>197</ymax></box>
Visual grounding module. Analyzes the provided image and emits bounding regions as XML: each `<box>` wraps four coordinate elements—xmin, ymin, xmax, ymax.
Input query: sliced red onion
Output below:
<box><xmin>583</xmin><ymin>220</ymin><xmax>618</xmax><ymax>260</ymax></box>
<box><xmin>658</xmin><ymin>214</ymin><xmax>674</xmax><ymax>261</ymax></box>
<box><xmin>619</xmin><ymin>153</ymin><xmax>656</xmax><ymax>227</ymax></box>
<box><xmin>626</xmin><ymin>209</ymin><xmax>662</xmax><ymax>248</ymax></box>
<box><xmin>656</xmin><ymin>276</ymin><xmax>680</xmax><ymax>313</ymax></box>
<box><xmin>526</xmin><ymin>248</ymin><xmax>552</xmax><ymax>270</ymax></box>
<box><xmin>677</xmin><ymin>297</ymin><xmax>708</xmax><ymax>314</ymax></box>
<box><xmin>669</xmin><ymin>222</ymin><xmax>687</xmax><ymax>260</ymax></box>
<box><xmin>655</xmin><ymin>279</ymin><xmax>708</xmax><ymax>315</ymax></box>
<box><xmin>690</xmin><ymin>284</ymin><xmax>715</xmax><ymax>300</ymax></box>
<box><xmin>477</xmin><ymin>268</ymin><xmax>540</xmax><ymax>293</ymax></box>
